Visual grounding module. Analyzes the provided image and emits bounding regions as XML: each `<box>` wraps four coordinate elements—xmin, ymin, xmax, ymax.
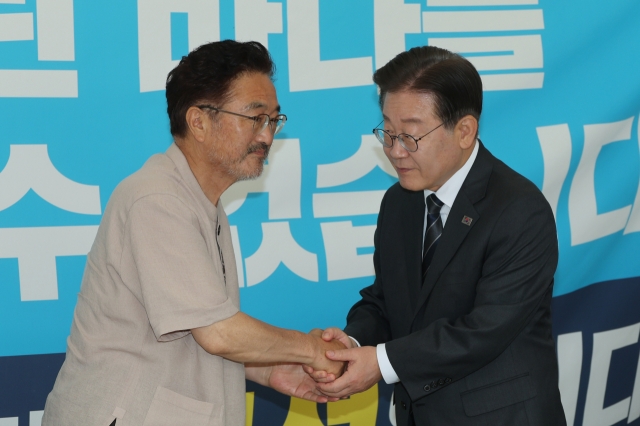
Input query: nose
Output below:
<box><xmin>254</xmin><ymin>125</ymin><xmax>275</xmax><ymax>146</ymax></box>
<box><xmin>387</xmin><ymin>137</ymin><xmax>408</xmax><ymax>159</ymax></box>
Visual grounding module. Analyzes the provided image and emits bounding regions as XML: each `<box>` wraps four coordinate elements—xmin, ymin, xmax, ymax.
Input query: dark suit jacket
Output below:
<box><xmin>344</xmin><ymin>143</ymin><xmax>566</xmax><ymax>426</ymax></box>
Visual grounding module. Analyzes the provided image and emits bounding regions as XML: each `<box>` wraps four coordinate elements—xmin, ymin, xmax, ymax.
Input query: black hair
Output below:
<box><xmin>166</xmin><ymin>40</ymin><xmax>275</xmax><ymax>137</ymax></box>
<box><xmin>373</xmin><ymin>46</ymin><xmax>482</xmax><ymax>130</ymax></box>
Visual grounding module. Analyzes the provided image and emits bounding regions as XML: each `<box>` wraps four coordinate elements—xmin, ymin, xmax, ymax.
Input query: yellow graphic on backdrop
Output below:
<box><xmin>266</xmin><ymin>384</ymin><xmax>379</xmax><ymax>425</ymax></box>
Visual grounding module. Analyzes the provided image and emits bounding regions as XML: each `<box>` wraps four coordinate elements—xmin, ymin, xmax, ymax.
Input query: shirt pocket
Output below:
<box><xmin>142</xmin><ymin>386</ymin><xmax>216</xmax><ymax>426</ymax></box>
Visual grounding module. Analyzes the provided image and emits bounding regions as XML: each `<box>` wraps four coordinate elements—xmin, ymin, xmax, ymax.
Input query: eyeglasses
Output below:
<box><xmin>197</xmin><ymin>105</ymin><xmax>287</xmax><ymax>135</ymax></box>
<box><xmin>373</xmin><ymin>120</ymin><xmax>444</xmax><ymax>152</ymax></box>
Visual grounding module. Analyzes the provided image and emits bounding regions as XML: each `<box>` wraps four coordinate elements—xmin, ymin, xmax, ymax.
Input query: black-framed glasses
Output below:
<box><xmin>197</xmin><ymin>105</ymin><xmax>287</xmax><ymax>135</ymax></box>
<box><xmin>373</xmin><ymin>120</ymin><xmax>444</xmax><ymax>152</ymax></box>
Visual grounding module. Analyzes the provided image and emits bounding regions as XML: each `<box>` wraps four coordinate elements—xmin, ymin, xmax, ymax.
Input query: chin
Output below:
<box><xmin>235</xmin><ymin>164</ymin><xmax>264</xmax><ymax>181</ymax></box>
<box><xmin>397</xmin><ymin>178</ymin><xmax>427</xmax><ymax>192</ymax></box>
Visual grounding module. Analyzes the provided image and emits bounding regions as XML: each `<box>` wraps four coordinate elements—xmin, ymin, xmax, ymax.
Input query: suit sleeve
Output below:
<box><xmin>385</xmin><ymin>193</ymin><xmax>558</xmax><ymax>401</ymax></box>
<box><xmin>343</xmin><ymin>191</ymin><xmax>392</xmax><ymax>346</ymax></box>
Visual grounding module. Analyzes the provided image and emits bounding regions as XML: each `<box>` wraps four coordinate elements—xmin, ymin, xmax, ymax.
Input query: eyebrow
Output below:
<box><xmin>382</xmin><ymin>114</ymin><xmax>424</xmax><ymax>125</ymax></box>
<box><xmin>244</xmin><ymin>101</ymin><xmax>281</xmax><ymax>114</ymax></box>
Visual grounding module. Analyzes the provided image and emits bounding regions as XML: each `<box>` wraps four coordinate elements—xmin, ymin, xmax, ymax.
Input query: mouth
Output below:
<box><xmin>394</xmin><ymin>165</ymin><xmax>412</xmax><ymax>174</ymax></box>
<box><xmin>247</xmin><ymin>143</ymin><xmax>270</xmax><ymax>159</ymax></box>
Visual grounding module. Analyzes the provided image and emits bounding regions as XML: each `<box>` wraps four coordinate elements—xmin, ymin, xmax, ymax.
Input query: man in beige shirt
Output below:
<box><xmin>42</xmin><ymin>40</ymin><xmax>344</xmax><ymax>426</ymax></box>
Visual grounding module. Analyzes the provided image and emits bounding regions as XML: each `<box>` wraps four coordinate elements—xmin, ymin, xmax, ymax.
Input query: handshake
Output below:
<box><xmin>263</xmin><ymin>327</ymin><xmax>383</xmax><ymax>403</ymax></box>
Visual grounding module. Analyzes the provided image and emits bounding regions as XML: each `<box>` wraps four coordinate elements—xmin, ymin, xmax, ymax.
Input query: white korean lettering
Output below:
<box><xmin>623</xmin><ymin>114</ymin><xmax>640</xmax><ymax>235</ymax></box>
<box><xmin>36</xmin><ymin>0</ymin><xmax>75</xmax><ymax>61</ymax></box>
<box><xmin>29</xmin><ymin>411</ymin><xmax>43</xmax><ymax>426</ymax></box>
<box><xmin>373</xmin><ymin>0</ymin><xmax>421</xmax><ymax>70</ymax></box>
<box><xmin>423</xmin><ymin>10</ymin><xmax>543</xmax><ymax>32</ymax></box>
<box><xmin>313</xmin><ymin>191</ymin><xmax>385</xmax><ymax>219</ymax></box>
<box><xmin>569</xmin><ymin>117</ymin><xmax>634</xmax><ymax>245</ymax></box>
<box><xmin>234</xmin><ymin>0</ymin><xmax>282</xmax><ymax>49</ymax></box>
<box><xmin>583</xmin><ymin>323</ymin><xmax>640</xmax><ymax>426</ymax></box>
<box><xmin>424</xmin><ymin>5</ymin><xmax>545</xmax><ymax>91</ymax></box>
<box><xmin>556</xmin><ymin>332</ymin><xmax>583</xmax><ymax>426</ymax></box>
<box><xmin>0</xmin><ymin>12</ymin><xmax>33</xmax><ymax>41</ymax></box>
<box><xmin>0</xmin><ymin>1</ymin><xmax>77</xmax><ymax>98</ymax></box>
<box><xmin>316</xmin><ymin>135</ymin><xmax>396</xmax><ymax>189</ymax></box>
<box><xmin>0</xmin><ymin>226</ymin><xmax>99</xmax><ymax>301</ymax></box>
<box><xmin>321</xmin><ymin>221</ymin><xmax>375</xmax><ymax>281</ymax></box>
<box><xmin>286</xmin><ymin>0</ymin><xmax>372</xmax><ymax>92</ymax></box>
<box><xmin>431</xmin><ymin>35</ymin><xmax>544</xmax><ymax>91</ymax></box>
<box><xmin>629</xmin><ymin>344</ymin><xmax>640</xmax><ymax>422</ymax></box>
<box><xmin>137</xmin><ymin>0</ymin><xmax>219</xmax><ymax>92</ymax></box>
<box><xmin>0</xmin><ymin>145</ymin><xmax>101</xmax><ymax>214</ymax></box>
<box><xmin>427</xmin><ymin>0</ymin><xmax>538</xmax><ymax>5</ymax></box>
<box><xmin>244</xmin><ymin>221</ymin><xmax>318</xmax><ymax>286</ymax></box>
<box><xmin>222</xmin><ymin>139</ymin><xmax>302</xmax><ymax>220</ymax></box>
<box><xmin>230</xmin><ymin>225</ymin><xmax>245</xmax><ymax>287</ymax></box>
<box><xmin>0</xmin><ymin>417</ymin><xmax>18</xmax><ymax>426</ymax></box>
<box><xmin>537</xmin><ymin>124</ymin><xmax>572</xmax><ymax>220</ymax></box>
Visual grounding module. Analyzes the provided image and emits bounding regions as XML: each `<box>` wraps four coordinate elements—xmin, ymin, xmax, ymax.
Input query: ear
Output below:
<box><xmin>185</xmin><ymin>106</ymin><xmax>209</xmax><ymax>143</ymax></box>
<box><xmin>455</xmin><ymin>115</ymin><xmax>478</xmax><ymax>150</ymax></box>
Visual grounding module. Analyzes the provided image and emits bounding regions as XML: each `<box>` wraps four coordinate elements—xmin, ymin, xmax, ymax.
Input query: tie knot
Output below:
<box><xmin>426</xmin><ymin>194</ymin><xmax>443</xmax><ymax>215</ymax></box>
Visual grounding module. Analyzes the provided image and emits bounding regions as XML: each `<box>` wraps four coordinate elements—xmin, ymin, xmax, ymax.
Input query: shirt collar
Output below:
<box><xmin>166</xmin><ymin>142</ymin><xmax>219</xmax><ymax>223</ymax></box>
<box><xmin>424</xmin><ymin>140</ymin><xmax>479</xmax><ymax>208</ymax></box>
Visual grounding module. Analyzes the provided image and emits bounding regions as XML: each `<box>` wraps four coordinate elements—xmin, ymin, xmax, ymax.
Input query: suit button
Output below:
<box><xmin>430</xmin><ymin>381</ymin><xmax>436</xmax><ymax>388</ymax></box>
<box><xmin>401</xmin><ymin>401</ymin><xmax>407</xmax><ymax>410</ymax></box>
<box><xmin>423</xmin><ymin>384</ymin><xmax>431</xmax><ymax>392</ymax></box>
<box><xmin>445</xmin><ymin>378</ymin><xmax>452</xmax><ymax>384</ymax></box>
<box><xmin>438</xmin><ymin>379</ymin><xmax>445</xmax><ymax>386</ymax></box>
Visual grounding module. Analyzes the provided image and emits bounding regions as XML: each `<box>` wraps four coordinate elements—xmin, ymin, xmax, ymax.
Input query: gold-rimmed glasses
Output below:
<box><xmin>197</xmin><ymin>105</ymin><xmax>287</xmax><ymax>135</ymax></box>
<box><xmin>373</xmin><ymin>120</ymin><xmax>443</xmax><ymax>152</ymax></box>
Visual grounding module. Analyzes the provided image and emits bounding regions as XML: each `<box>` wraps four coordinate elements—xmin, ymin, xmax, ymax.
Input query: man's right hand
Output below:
<box><xmin>304</xmin><ymin>328</ymin><xmax>355</xmax><ymax>382</ymax></box>
<box><xmin>308</xmin><ymin>332</ymin><xmax>347</xmax><ymax>380</ymax></box>
<box><xmin>321</xmin><ymin>327</ymin><xmax>357</xmax><ymax>350</ymax></box>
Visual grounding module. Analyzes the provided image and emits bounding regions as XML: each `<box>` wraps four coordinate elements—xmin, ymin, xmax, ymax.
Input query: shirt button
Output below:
<box><xmin>423</xmin><ymin>384</ymin><xmax>431</xmax><ymax>392</ymax></box>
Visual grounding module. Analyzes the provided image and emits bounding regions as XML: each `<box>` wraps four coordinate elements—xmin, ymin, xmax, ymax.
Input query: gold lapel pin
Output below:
<box><xmin>462</xmin><ymin>216</ymin><xmax>473</xmax><ymax>226</ymax></box>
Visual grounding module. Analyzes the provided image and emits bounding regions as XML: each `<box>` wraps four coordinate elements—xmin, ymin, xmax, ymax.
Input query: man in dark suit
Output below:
<box><xmin>309</xmin><ymin>46</ymin><xmax>567</xmax><ymax>425</ymax></box>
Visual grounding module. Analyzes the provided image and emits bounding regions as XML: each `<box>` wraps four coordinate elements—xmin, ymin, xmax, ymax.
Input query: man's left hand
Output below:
<box><xmin>268</xmin><ymin>363</ymin><xmax>340</xmax><ymax>403</ymax></box>
<box><xmin>315</xmin><ymin>346</ymin><xmax>382</xmax><ymax>398</ymax></box>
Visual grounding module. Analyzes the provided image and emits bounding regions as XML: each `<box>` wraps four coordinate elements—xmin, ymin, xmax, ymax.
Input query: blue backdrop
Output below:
<box><xmin>1</xmin><ymin>1</ymin><xmax>639</xmax><ymax>425</ymax></box>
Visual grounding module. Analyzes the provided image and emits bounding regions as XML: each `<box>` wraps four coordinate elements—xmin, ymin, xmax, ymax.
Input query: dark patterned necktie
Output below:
<box><xmin>422</xmin><ymin>194</ymin><xmax>444</xmax><ymax>279</ymax></box>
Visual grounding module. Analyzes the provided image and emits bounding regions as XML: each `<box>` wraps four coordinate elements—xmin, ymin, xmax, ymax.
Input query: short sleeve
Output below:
<box><xmin>125</xmin><ymin>194</ymin><xmax>239</xmax><ymax>341</ymax></box>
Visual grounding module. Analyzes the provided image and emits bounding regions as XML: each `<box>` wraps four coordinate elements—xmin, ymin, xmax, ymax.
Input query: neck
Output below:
<box><xmin>175</xmin><ymin>137</ymin><xmax>234</xmax><ymax>206</ymax></box>
<box><xmin>427</xmin><ymin>140</ymin><xmax>476</xmax><ymax>192</ymax></box>
<box><xmin>458</xmin><ymin>140</ymin><xmax>476</xmax><ymax>168</ymax></box>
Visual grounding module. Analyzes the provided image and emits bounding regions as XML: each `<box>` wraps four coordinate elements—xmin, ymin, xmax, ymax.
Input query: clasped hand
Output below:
<box><xmin>303</xmin><ymin>328</ymin><xmax>382</xmax><ymax>399</ymax></box>
<box><xmin>307</xmin><ymin>328</ymin><xmax>348</xmax><ymax>378</ymax></box>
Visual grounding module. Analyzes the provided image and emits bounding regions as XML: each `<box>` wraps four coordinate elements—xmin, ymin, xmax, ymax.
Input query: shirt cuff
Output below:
<box><xmin>376</xmin><ymin>343</ymin><xmax>400</xmax><ymax>384</ymax></box>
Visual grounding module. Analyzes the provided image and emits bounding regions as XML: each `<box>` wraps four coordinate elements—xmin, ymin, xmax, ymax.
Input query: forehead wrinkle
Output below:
<box><xmin>242</xmin><ymin>101</ymin><xmax>281</xmax><ymax>114</ymax></box>
<box><xmin>382</xmin><ymin>114</ymin><xmax>425</xmax><ymax>126</ymax></box>
<box><xmin>242</xmin><ymin>101</ymin><xmax>266</xmax><ymax>111</ymax></box>
<box><xmin>400</xmin><ymin>117</ymin><xmax>425</xmax><ymax>124</ymax></box>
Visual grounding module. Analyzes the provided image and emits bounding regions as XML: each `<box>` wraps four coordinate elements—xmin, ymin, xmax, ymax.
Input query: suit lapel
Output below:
<box><xmin>413</xmin><ymin>142</ymin><xmax>494</xmax><ymax>317</ymax></box>
<box><xmin>418</xmin><ymin>193</ymin><xmax>478</xmax><ymax>302</ymax></box>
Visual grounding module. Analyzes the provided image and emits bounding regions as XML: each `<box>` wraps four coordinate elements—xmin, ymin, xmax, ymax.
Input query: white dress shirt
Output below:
<box><xmin>375</xmin><ymin>141</ymin><xmax>480</xmax><ymax>384</ymax></box>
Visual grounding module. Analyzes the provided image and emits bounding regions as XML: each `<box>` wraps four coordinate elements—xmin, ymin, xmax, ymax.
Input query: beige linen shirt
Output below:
<box><xmin>43</xmin><ymin>143</ymin><xmax>245</xmax><ymax>426</ymax></box>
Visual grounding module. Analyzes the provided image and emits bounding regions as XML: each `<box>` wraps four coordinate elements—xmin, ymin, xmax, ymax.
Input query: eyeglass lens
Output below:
<box><xmin>255</xmin><ymin>114</ymin><xmax>286</xmax><ymax>135</ymax></box>
<box><xmin>374</xmin><ymin>130</ymin><xmax>418</xmax><ymax>152</ymax></box>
